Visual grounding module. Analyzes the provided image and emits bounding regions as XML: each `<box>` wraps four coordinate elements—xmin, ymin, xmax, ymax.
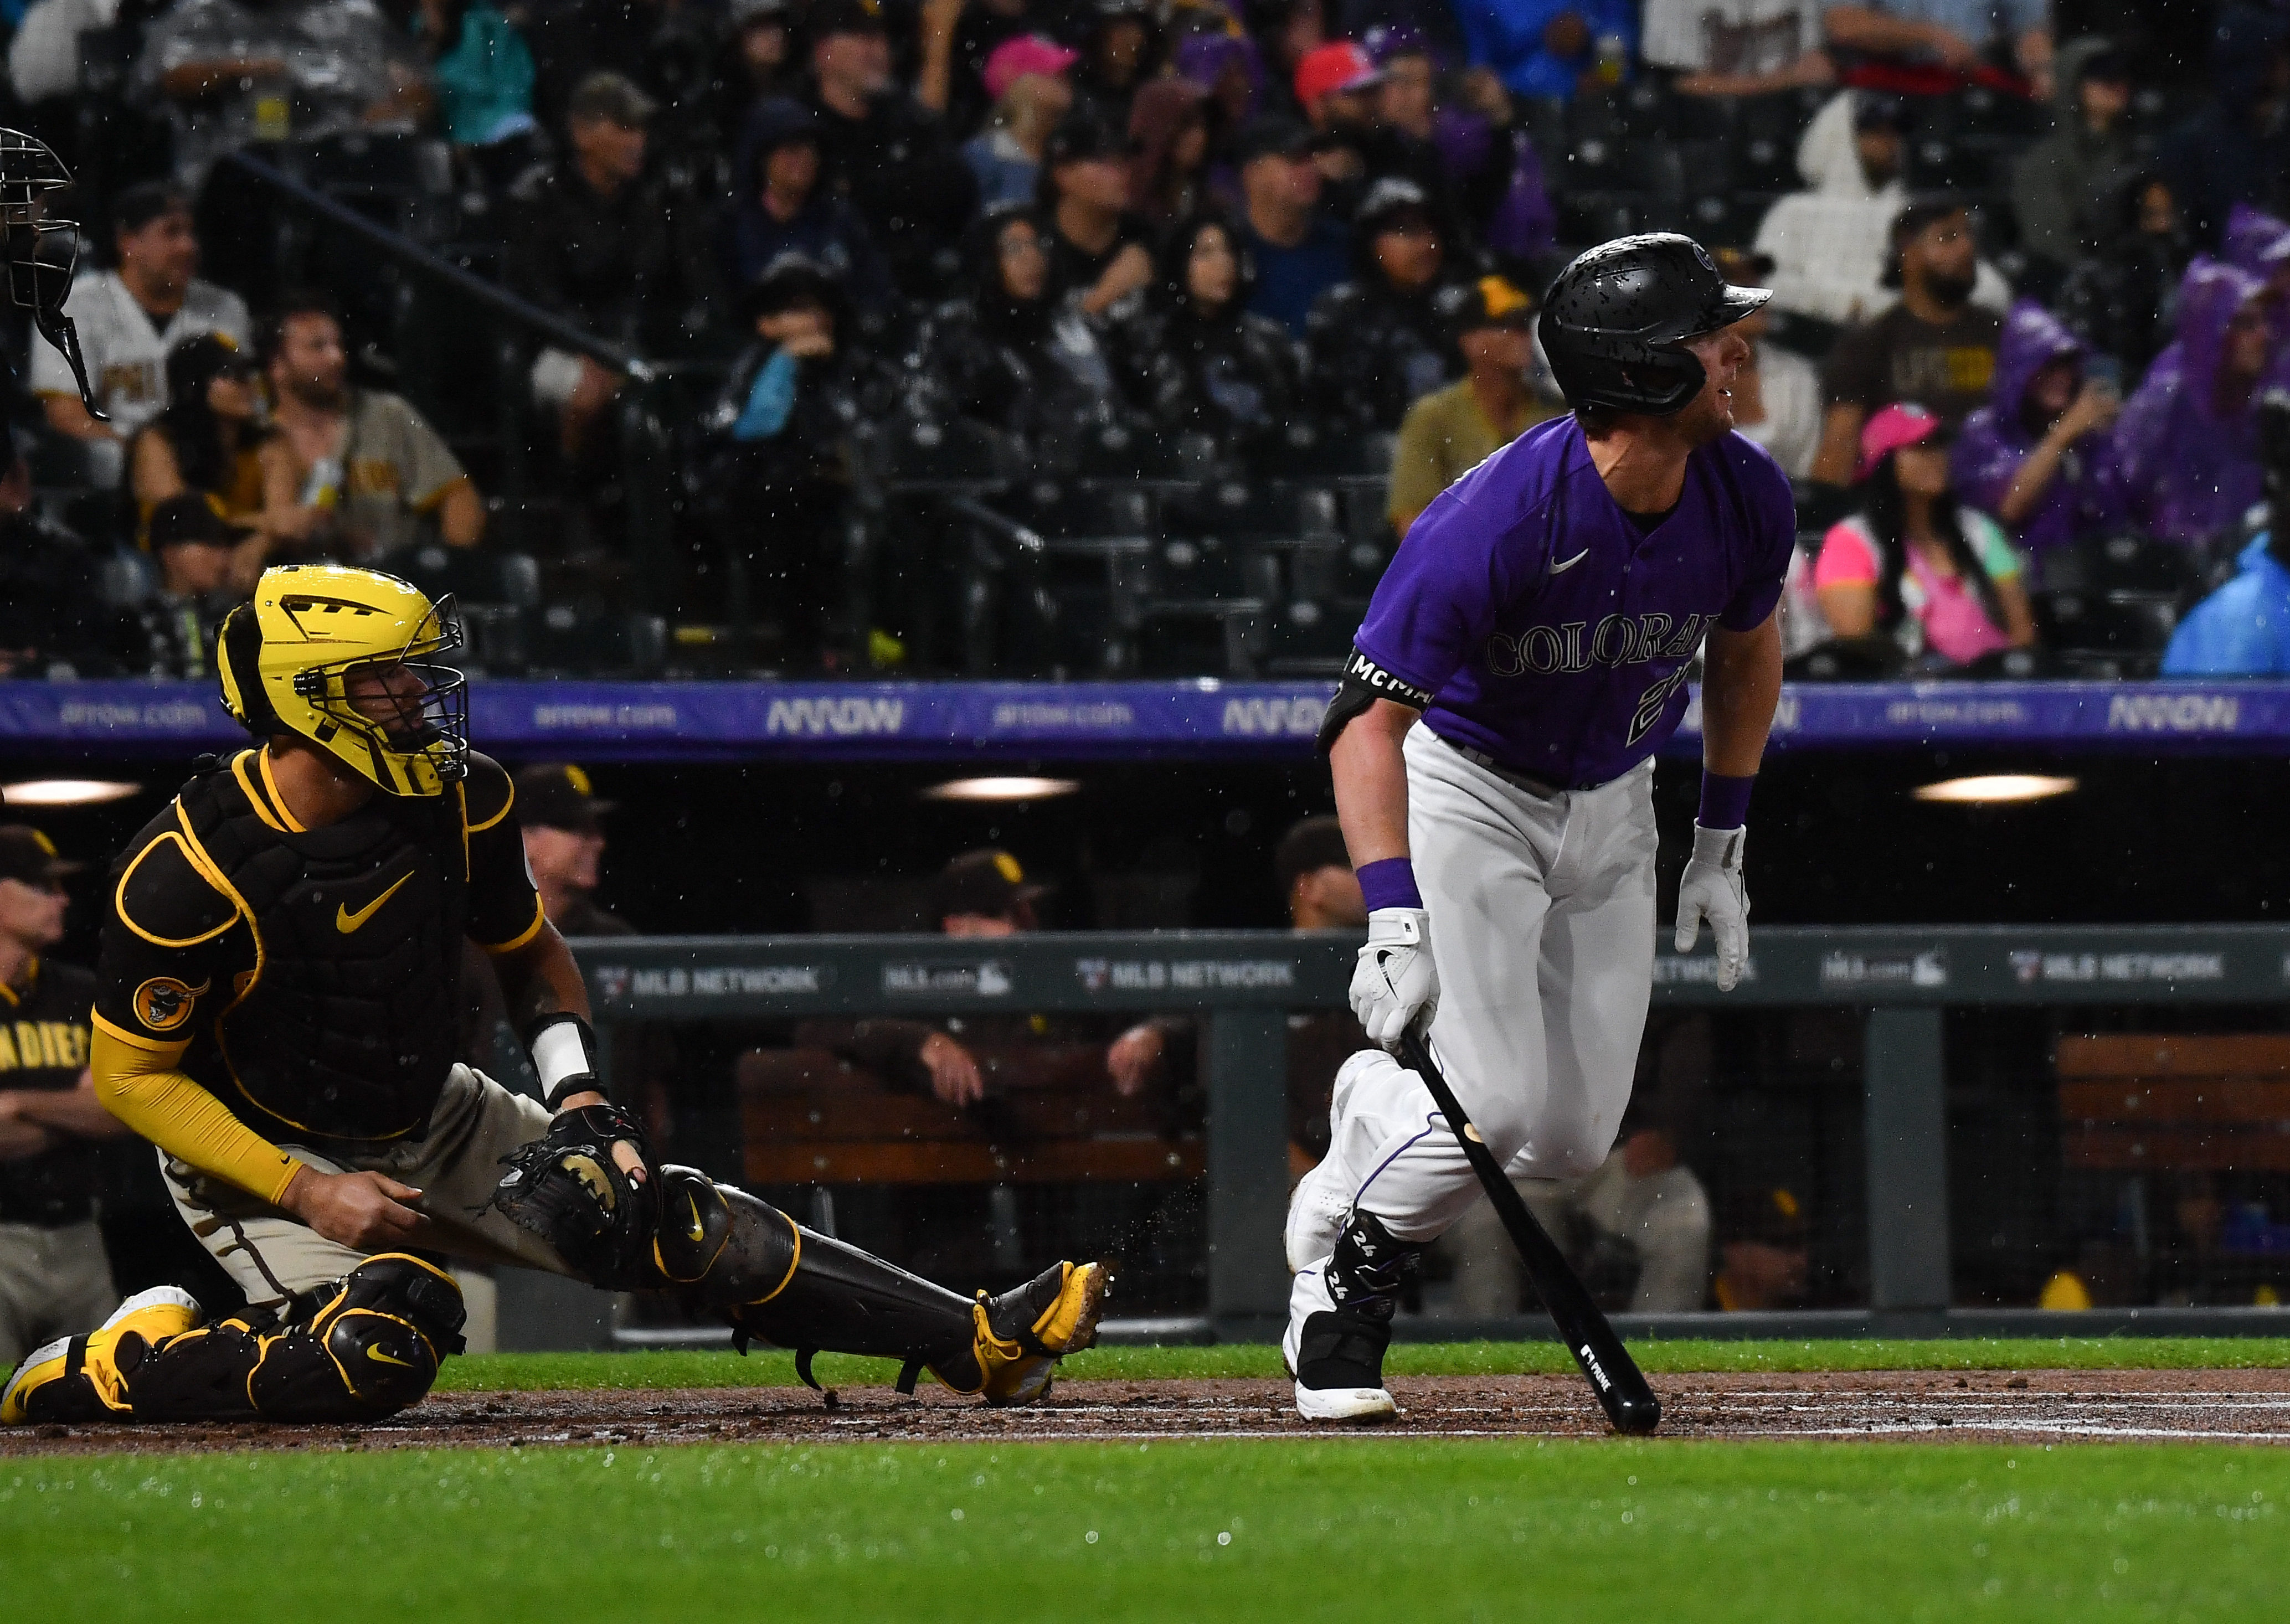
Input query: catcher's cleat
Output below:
<box><xmin>966</xmin><ymin>1260</ymin><xmax>1110</xmax><ymax>1406</ymax></box>
<box><xmin>1</xmin><ymin>1286</ymin><xmax>204</xmax><ymax>1425</ymax></box>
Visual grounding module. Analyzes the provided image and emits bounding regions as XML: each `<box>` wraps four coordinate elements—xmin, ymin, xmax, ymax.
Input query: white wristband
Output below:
<box><xmin>528</xmin><ymin>1014</ymin><xmax>600</xmax><ymax>1109</ymax></box>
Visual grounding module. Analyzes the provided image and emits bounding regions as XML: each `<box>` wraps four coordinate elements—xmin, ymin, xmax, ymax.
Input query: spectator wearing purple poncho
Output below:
<box><xmin>1951</xmin><ymin>300</ymin><xmax>2132</xmax><ymax>564</ymax></box>
<box><xmin>2224</xmin><ymin>204</ymin><xmax>2290</xmax><ymax>391</ymax></box>
<box><xmin>2117</xmin><ymin>258</ymin><xmax>2282</xmax><ymax>548</ymax></box>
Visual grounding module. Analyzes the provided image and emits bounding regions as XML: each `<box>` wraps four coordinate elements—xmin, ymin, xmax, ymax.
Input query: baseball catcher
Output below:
<box><xmin>3</xmin><ymin>564</ymin><xmax>1105</xmax><ymax>1427</ymax></box>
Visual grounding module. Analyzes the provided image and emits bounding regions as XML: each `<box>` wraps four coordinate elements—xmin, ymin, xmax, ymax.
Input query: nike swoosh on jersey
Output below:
<box><xmin>336</xmin><ymin>872</ymin><xmax>414</xmax><ymax>934</ymax></box>
<box><xmin>685</xmin><ymin>1193</ymin><xmax>706</xmax><ymax>1243</ymax></box>
<box><xmin>365</xmin><ymin>1345</ymin><xmax>415</xmax><ymax>1368</ymax></box>
<box><xmin>1550</xmin><ymin>548</ymin><xmax>1591</xmax><ymax>574</ymax></box>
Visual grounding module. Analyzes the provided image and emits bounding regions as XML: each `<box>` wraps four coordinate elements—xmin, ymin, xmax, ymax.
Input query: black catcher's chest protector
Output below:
<box><xmin>179</xmin><ymin>770</ymin><xmax>470</xmax><ymax>1146</ymax></box>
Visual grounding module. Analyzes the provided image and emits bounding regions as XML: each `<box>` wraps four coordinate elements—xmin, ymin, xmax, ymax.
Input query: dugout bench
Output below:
<box><xmin>578</xmin><ymin>926</ymin><xmax>2290</xmax><ymax>1344</ymax></box>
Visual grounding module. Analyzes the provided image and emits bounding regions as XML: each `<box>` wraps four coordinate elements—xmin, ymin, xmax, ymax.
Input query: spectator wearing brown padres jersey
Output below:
<box><xmin>259</xmin><ymin>293</ymin><xmax>485</xmax><ymax>567</ymax></box>
<box><xmin>515</xmin><ymin>764</ymin><xmax>633</xmax><ymax>940</ymax></box>
<box><xmin>1808</xmin><ymin>196</ymin><xmax>2006</xmax><ymax>488</ymax></box>
<box><xmin>0</xmin><ymin>826</ymin><xmax>129</xmax><ymax>1372</ymax></box>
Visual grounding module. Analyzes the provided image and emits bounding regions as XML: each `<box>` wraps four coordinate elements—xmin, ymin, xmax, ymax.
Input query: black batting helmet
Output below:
<box><xmin>1537</xmin><ymin>233</ymin><xmax>1768</xmax><ymax>416</ymax></box>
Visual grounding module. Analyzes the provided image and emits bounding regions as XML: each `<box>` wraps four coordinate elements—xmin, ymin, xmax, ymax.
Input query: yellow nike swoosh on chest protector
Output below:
<box><xmin>337</xmin><ymin>872</ymin><xmax>414</xmax><ymax>934</ymax></box>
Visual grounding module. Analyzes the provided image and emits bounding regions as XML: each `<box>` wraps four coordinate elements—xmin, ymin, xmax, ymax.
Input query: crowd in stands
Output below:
<box><xmin>2</xmin><ymin>0</ymin><xmax>2288</xmax><ymax>680</ymax></box>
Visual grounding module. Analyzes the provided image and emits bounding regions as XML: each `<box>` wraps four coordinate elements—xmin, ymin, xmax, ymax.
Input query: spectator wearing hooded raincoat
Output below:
<box><xmin>2224</xmin><ymin>204</ymin><xmax>2290</xmax><ymax>393</ymax></box>
<box><xmin>2117</xmin><ymin>258</ymin><xmax>2281</xmax><ymax>548</ymax></box>
<box><xmin>1951</xmin><ymin>300</ymin><xmax>2133</xmax><ymax>565</ymax></box>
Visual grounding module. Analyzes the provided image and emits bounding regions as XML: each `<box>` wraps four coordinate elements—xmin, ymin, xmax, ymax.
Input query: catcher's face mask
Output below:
<box><xmin>1</xmin><ymin>127</ymin><xmax>102</xmax><ymax>420</ymax></box>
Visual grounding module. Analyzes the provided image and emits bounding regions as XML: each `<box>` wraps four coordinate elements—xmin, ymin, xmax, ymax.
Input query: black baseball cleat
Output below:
<box><xmin>1289</xmin><ymin>1300</ymin><xmax>1400</xmax><ymax>1422</ymax></box>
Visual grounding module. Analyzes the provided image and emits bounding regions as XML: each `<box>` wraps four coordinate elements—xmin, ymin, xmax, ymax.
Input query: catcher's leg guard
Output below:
<box><xmin>128</xmin><ymin>1254</ymin><xmax>467</xmax><ymax>1424</ymax></box>
<box><xmin>1</xmin><ymin>1286</ymin><xmax>205</xmax><ymax>1426</ymax></box>
<box><xmin>652</xmin><ymin>1166</ymin><xmax>1108</xmax><ymax>1401</ymax></box>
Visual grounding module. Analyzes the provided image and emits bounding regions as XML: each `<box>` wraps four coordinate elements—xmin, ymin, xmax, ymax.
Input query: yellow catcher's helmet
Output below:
<box><xmin>217</xmin><ymin>564</ymin><xmax>470</xmax><ymax>797</ymax></box>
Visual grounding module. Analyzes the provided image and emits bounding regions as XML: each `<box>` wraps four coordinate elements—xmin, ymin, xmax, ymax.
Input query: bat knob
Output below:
<box><xmin>1609</xmin><ymin>1396</ymin><xmax>1662</xmax><ymax>1436</ymax></box>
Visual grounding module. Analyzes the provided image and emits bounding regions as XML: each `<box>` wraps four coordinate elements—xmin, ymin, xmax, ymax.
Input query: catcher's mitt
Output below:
<box><xmin>490</xmin><ymin>1104</ymin><xmax>658</xmax><ymax>1287</ymax></box>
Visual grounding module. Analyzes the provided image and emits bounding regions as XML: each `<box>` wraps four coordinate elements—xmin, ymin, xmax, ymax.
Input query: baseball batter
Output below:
<box><xmin>1289</xmin><ymin>234</ymin><xmax>1790</xmax><ymax>1420</ymax></box>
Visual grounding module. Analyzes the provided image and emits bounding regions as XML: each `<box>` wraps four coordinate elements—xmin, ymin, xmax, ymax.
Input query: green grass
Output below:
<box><xmin>6</xmin><ymin>1440</ymin><xmax>2286</xmax><ymax>1621</ymax></box>
<box><xmin>429</xmin><ymin>1337</ymin><xmax>2290</xmax><ymax>1394</ymax></box>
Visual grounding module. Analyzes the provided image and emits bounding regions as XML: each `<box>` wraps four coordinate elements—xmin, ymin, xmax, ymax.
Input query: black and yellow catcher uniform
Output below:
<box><xmin>2</xmin><ymin>565</ymin><xmax>1105</xmax><ymax>1429</ymax></box>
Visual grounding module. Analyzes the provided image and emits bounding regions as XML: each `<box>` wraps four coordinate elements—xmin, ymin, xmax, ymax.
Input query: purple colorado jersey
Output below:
<box><xmin>1355</xmin><ymin>415</ymin><xmax>1795</xmax><ymax>788</ymax></box>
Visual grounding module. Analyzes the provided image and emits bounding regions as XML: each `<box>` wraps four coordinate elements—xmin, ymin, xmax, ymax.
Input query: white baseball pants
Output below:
<box><xmin>1309</xmin><ymin>728</ymin><xmax>1658</xmax><ymax>1251</ymax></box>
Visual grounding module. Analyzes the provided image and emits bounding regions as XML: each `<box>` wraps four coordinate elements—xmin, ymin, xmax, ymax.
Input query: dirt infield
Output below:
<box><xmin>8</xmin><ymin>1368</ymin><xmax>2290</xmax><ymax>1453</ymax></box>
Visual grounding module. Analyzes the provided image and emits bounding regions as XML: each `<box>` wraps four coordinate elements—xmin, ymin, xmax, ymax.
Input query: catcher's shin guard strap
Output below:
<box><xmin>130</xmin><ymin>1255</ymin><xmax>464</xmax><ymax>1424</ymax></box>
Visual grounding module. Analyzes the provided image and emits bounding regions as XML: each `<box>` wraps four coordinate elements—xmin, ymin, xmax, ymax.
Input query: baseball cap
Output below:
<box><xmin>1437</xmin><ymin>273</ymin><xmax>1535</xmax><ymax>338</ymax></box>
<box><xmin>148</xmin><ymin>493</ymin><xmax>235</xmax><ymax>551</ymax></box>
<box><xmin>1294</xmin><ymin>40</ymin><xmax>1383</xmax><ymax>110</ymax></box>
<box><xmin>514</xmin><ymin>763</ymin><xmax>616</xmax><ymax>834</ymax></box>
<box><xmin>1710</xmin><ymin>246</ymin><xmax>1776</xmax><ymax>286</ymax></box>
<box><xmin>0</xmin><ymin>826</ymin><xmax>80</xmax><ymax>888</ymax></box>
<box><xmin>931</xmin><ymin>848</ymin><xmax>1048</xmax><ymax>921</ymax></box>
<box><xmin>567</xmin><ymin>71</ymin><xmax>656</xmax><ymax>128</ymax></box>
<box><xmin>984</xmin><ymin>34</ymin><xmax>1080</xmax><ymax>101</ymax></box>
<box><xmin>742</xmin><ymin>251</ymin><xmax>843</xmax><ymax>324</ymax></box>
<box><xmin>1043</xmin><ymin>112</ymin><xmax>1126</xmax><ymax>168</ymax></box>
<box><xmin>1234</xmin><ymin>114</ymin><xmax>1316</xmax><ymax>166</ymax></box>
<box><xmin>1857</xmin><ymin>401</ymin><xmax>1939</xmax><ymax>481</ymax></box>
<box><xmin>1356</xmin><ymin>175</ymin><xmax>1435</xmax><ymax>234</ymax></box>
<box><xmin>1273</xmin><ymin>816</ymin><xmax>1351</xmax><ymax>896</ymax></box>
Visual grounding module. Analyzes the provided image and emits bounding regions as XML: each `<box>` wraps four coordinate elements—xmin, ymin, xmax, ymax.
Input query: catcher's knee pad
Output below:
<box><xmin>132</xmin><ymin>1254</ymin><xmax>467</xmax><ymax>1424</ymax></box>
<box><xmin>651</xmin><ymin>1165</ymin><xmax>800</xmax><ymax>1304</ymax></box>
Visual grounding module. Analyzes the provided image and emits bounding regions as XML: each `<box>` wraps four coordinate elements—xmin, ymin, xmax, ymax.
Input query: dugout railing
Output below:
<box><xmin>572</xmin><ymin>926</ymin><xmax>2290</xmax><ymax>1347</ymax></box>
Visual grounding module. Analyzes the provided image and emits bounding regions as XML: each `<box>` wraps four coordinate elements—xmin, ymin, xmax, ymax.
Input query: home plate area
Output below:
<box><xmin>7</xmin><ymin>1369</ymin><xmax>2290</xmax><ymax>1453</ymax></box>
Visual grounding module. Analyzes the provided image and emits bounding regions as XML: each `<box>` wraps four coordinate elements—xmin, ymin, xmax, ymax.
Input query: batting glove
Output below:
<box><xmin>1674</xmin><ymin>823</ymin><xmax>1749</xmax><ymax>992</ymax></box>
<box><xmin>1351</xmin><ymin>907</ymin><xmax>1439</xmax><ymax>1048</ymax></box>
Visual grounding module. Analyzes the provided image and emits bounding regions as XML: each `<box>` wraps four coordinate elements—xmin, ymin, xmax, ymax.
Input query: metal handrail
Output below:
<box><xmin>222</xmin><ymin>150</ymin><xmax>656</xmax><ymax>383</ymax></box>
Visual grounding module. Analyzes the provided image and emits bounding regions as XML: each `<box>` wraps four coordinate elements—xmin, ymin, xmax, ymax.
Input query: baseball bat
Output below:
<box><xmin>1396</xmin><ymin>1031</ymin><xmax>1661</xmax><ymax>1436</ymax></box>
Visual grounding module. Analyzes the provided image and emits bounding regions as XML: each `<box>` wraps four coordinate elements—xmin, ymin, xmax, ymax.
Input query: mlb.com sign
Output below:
<box><xmin>765</xmin><ymin>696</ymin><xmax>906</xmax><ymax>737</ymax></box>
<box><xmin>1221</xmin><ymin>694</ymin><xmax>1327</xmax><ymax>736</ymax></box>
<box><xmin>2105</xmin><ymin>693</ymin><xmax>2239</xmax><ymax>734</ymax></box>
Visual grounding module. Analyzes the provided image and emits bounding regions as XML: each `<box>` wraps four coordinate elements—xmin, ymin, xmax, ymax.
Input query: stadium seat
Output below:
<box><xmin>1265</xmin><ymin>596</ymin><xmax>1360</xmax><ymax>677</ymax></box>
<box><xmin>862</xmin><ymin>415</ymin><xmax>1026</xmax><ymax>493</ymax></box>
<box><xmin>2032</xmin><ymin>590</ymin><xmax>2175</xmax><ymax>676</ymax></box>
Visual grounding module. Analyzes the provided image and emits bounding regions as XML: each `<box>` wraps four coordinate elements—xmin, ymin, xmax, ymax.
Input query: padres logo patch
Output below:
<box><xmin>134</xmin><ymin>976</ymin><xmax>209</xmax><ymax>1033</ymax></box>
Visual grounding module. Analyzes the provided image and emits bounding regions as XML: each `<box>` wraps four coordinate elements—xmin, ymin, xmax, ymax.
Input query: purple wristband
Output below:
<box><xmin>1698</xmin><ymin>771</ymin><xmax>1756</xmax><ymax>830</ymax></box>
<box><xmin>1357</xmin><ymin>857</ymin><xmax>1423</xmax><ymax>911</ymax></box>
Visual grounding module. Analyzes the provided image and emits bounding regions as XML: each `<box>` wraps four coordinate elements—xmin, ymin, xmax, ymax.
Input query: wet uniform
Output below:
<box><xmin>1291</xmin><ymin>415</ymin><xmax>1793</xmax><ymax>1276</ymax></box>
<box><xmin>0</xmin><ymin>956</ymin><xmax>114</xmax><ymax>1365</ymax></box>
<box><xmin>92</xmin><ymin>747</ymin><xmax>567</xmax><ymax>1307</ymax></box>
